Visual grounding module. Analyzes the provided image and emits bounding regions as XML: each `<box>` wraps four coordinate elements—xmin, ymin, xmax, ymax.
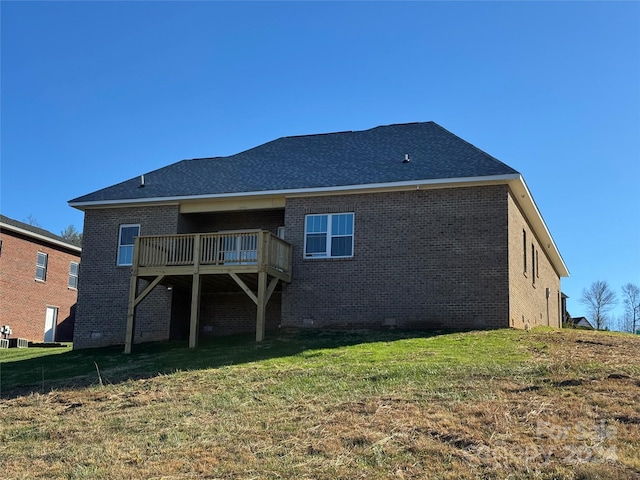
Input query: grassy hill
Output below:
<box><xmin>0</xmin><ymin>328</ymin><xmax>638</xmax><ymax>479</ymax></box>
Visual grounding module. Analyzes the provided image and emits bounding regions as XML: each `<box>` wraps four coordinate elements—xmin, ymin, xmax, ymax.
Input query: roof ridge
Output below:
<box><xmin>68</xmin><ymin>121</ymin><xmax>520</xmax><ymax>206</ymax></box>
<box><xmin>430</xmin><ymin>123</ymin><xmax>519</xmax><ymax>173</ymax></box>
<box><xmin>284</xmin><ymin>121</ymin><xmax>436</xmax><ymax>140</ymax></box>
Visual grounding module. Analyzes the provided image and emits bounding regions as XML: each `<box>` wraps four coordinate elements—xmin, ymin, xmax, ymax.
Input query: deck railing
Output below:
<box><xmin>135</xmin><ymin>230</ymin><xmax>291</xmax><ymax>276</ymax></box>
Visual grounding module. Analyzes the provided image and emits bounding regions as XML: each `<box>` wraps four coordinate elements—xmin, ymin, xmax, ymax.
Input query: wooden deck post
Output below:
<box><xmin>189</xmin><ymin>273</ymin><xmax>201</xmax><ymax>348</ymax></box>
<box><xmin>124</xmin><ymin>277</ymin><xmax>138</xmax><ymax>354</ymax></box>
<box><xmin>255</xmin><ymin>231</ymin><xmax>270</xmax><ymax>342</ymax></box>
<box><xmin>256</xmin><ymin>270</ymin><xmax>267</xmax><ymax>342</ymax></box>
<box><xmin>124</xmin><ymin>237</ymin><xmax>141</xmax><ymax>354</ymax></box>
<box><xmin>189</xmin><ymin>234</ymin><xmax>202</xmax><ymax>349</ymax></box>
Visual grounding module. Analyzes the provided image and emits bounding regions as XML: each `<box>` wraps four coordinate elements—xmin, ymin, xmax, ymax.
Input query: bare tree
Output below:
<box><xmin>580</xmin><ymin>280</ymin><xmax>617</xmax><ymax>330</ymax></box>
<box><xmin>25</xmin><ymin>214</ymin><xmax>40</xmax><ymax>227</ymax></box>
<box><xmin>621</xmin><ymin>283</ymin><xmax>640</xmax><ymax>334</ymax></box>
<box><xmin>60</xmin><ymin>225</ymin><xmax>83</xmax><ymax>247</ymax></box>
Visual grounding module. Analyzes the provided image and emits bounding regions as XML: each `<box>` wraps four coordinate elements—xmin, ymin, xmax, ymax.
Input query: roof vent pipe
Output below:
<box><xmin>403</xmin><ymin>154</ymin><xmax>410</xmax><ymax>163</ymax></box>
<box><xmin>140</xmin><ymin>175</ymin><xmax>145</xmax><ymax>187</ymax></box>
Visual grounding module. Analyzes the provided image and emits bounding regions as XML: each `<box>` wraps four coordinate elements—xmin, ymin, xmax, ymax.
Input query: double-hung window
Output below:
<box><xmin>304</xmin><ymin>213</ymin><xmax>354</xmax><ymax>258</ymax></box>
<box><xmin>69</xmin><ymin>262</ymin><xmax>79</xmax><ymax>289</ymax></box>
<box><xmin>35</xmin><ymin>252</ymin><xmax>48</xmax><ymax>281</ymax></box>
<box><xmin>117</xmin><ymin>224</ymin><xmax>140</xmax><ymax>266</ymax></box>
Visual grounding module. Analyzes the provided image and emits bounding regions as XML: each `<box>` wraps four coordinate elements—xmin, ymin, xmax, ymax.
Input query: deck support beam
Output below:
<box><xmin>124</xmin><ymin>277</ymin><xmax>139</xmax><ymax>354</ymax></box>
<box><xmin>231</xmin><ymin>270</ymin><xmax>279</xmax><ymax>342</ymax></box>
<box><xmin>189</xmin><ymin>273</ymin><xmax>201</xmax><ymax>349</ymax></box>
<box><xmin>125</xmin><ymin>230</ymin><xmax>292</xmax><ymax>352</ymax></box>
<box><xmin>124</xmin><ymin>274</ymin><xmax>165</xmax><ymax>354</ymax></box>
<box><xmin>188</xmin><ymin>235</ymin><xmax>202</xmax><ymax>349</ymax></box>
<box><xmin>256</xmin><ymin>271</ymin><xmax>267</xmax><ymax>342</ymax></box>
<box><xmin>229</xmin><ymin>272</ymin><xmax>258</xmax><ymax>305</ymax></box>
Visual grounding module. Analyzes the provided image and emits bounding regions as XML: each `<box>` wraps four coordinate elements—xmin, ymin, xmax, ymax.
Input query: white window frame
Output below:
<box><xmin>68</xmin><ymin>261</ymin><xmax>79</xmax><ymax>289</ymax></box>
<box><xmin>35</xmin><ymin>252</ymin><xmax>48</xmax><ymax>281</ymax></box>
<box><xmin>117</xmin><ymin>224</ymin><xmax>140</xmax><ymax>266</ymax></box>
<box><xmin>304</xmin><ymin>213</ymin><xmax>354</xmax><ymax>259</ymax></box>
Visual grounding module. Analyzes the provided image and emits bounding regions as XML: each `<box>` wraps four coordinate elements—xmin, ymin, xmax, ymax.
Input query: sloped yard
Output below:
<box><xmin>0</xmin><ymin>328</ymin><xmax>638</xmax><ymax>479</ymax></box>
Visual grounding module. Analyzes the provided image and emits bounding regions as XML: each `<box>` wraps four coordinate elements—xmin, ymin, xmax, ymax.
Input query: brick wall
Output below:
<box><xmin>507</xmin><ymin>192</ymin><xmax>561</xmax><ymax>329</ymax></box>
<box><xmin>0</xmin><ymin>230</ymin><xmax>80</xmax><ymax>342</ymax></box>
<box><xmin>199</xmin><ymin>292</ymin><xmax>282</xmax><ymax>336</ymax></box>
<box><xmin>74</xmin><ymin>188</ymin><xmax>561</xmax><ymax>349</ymax></box>
<box><xmin>282</xmin><ymin>186</ymin><xmax>511</xmax><ymax>330</ymax></box>
<box><xmin>73</xmin><ymin>205</ymin><xmax>179</xmax><ymax>349</ymax></box>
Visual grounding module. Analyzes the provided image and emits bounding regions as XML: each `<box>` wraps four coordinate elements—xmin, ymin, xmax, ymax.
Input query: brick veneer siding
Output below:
<box><xmin>199</xmin><ymin>292</ymin><xmax>282</xmax><ymax>336</ymax></box>
<box><xmin>74</xmin><ymin>186</ymin><xmax>561</xmax><ymax>348</ymax></box>
<box><xmin>507</xmin><ymin>192</ymin><xmax>561</xmax><ymax>329</ymax></box>
<box><xmin>73</xmin><ymin>205</ymin><xmax>180</xmax><ymax>349</ymax></box>
<box><xmin>0</xmin><ymin>230</ymin><xmax>79</xmax><ymax>342</ymax></box>
<box><xmin>281</xmin><ymin>186</ymin><xmax>511</xmax><ymax>330</ymax></box>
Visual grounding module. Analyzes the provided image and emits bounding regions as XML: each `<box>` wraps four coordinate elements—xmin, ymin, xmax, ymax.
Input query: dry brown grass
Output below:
<box><xmin>0</xmin><ymin>328</ymin><xmax>638</xmax><ymax>479</ymax></box>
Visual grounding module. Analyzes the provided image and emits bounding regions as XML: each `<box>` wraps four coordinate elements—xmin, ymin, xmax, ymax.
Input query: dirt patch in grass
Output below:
<box><xmin>0</xmin><ymin>328</ymin><xmax>638</xmax><ymax>479</ymax></box>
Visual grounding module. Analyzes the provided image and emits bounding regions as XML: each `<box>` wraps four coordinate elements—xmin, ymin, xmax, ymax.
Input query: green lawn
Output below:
<box><xmin>0</xmin><ymin>328</ymin><xmax>638</xmax><ymax>479</ymax></box>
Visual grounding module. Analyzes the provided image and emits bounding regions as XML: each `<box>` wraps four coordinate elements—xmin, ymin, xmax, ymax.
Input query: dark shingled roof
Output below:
<box><xmin>69</xmin><ymin>122</ymin><xmax>519</xmax><ymax>205</ymax></box>
<box><xmin>0</xmin><ymin>214</ymin><xmax>71</xmax><ymax>245</ymax></box>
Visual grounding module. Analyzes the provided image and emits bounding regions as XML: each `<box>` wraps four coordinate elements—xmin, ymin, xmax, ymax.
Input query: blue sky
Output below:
<box><xmin>1</xmin><ymin>1</ymin><xmax>639</xmax><ymax>326</ymax></box>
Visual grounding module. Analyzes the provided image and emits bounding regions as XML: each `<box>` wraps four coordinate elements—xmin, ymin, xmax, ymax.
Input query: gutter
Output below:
<box><xmin>0</xmin><ymin>222</ymin><xmax>82</xmax><ymax>253</ymax></box>
<box><xmin>67</xmin><ymin>172</ymin><xmax>568</xmax><ymax>277</ymax></box>
<box><xmin>68</xmin><ymin>174</ymin><xmax>522</xmax><ymax>209</ymax></box>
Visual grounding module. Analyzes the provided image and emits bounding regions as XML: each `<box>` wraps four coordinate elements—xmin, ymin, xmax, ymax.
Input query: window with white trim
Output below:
<box><xmin>117</xmin><ymin>224</ymin><xmax>140</xmax><ymax>266</ymax></box>
<box><xmin>35</xmin><ymin>252</ymin><xmax>48</xmax><ymax>281</ymax></box>
<box><xmin>69</xmin><ymin>262</ymin><xmax>79</xmax><ymax>289</ymax></box>
<box><xmin>532</xmin><ymin>243</ymin><xmax>536</xmax><ymax>285</ymax></box>
<box><xmin>523</xmin><ymin>230</ymin><xmax>527</xmax><ymax>274</ymax></box>
<box><xmin>304</xmin><ymin>213</ymin><xmax>354</xmax><ymax>258</ymax></box>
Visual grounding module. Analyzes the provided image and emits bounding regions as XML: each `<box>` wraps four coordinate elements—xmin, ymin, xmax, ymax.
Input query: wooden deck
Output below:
<box><xmin>125</xmin><ymin>230</ymin><xmax>292</xmax><ymax>353</ymax></box>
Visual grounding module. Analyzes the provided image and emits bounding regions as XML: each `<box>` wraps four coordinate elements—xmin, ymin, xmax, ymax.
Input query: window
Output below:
<box><xmin>532</xmin><ymin>244</ymin><xmax>536</xmax><ymax>285</ymax></box>
<box><xmin>304</xmin><ymin>213</ymin><xmax>354</xmax><ymax>258</ymax></box>
<box><xmin>535</xmin><ymin>249</ymin><xmax>539</xmax><ymax>278</ymax></box>
<box><xmin>117</xmin><ymin>224</ymin><xmax>140</xmax><ymax>266</ymax></box>
<box><xmin>523</xmin><ymin>230</ymin><xmax>527</xmax><ymax>273</ymax></box>
<box><xmin>35</xmin><ymin>252</ymin><xmax>48</xmax><ymax>281</ymax></box>
<box><xmin>69</xmin><ymin>262</ymin><xmax>79</xmax><ymax>289</ymax></box>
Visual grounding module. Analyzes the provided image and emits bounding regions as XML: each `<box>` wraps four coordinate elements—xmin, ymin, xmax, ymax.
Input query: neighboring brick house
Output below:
<box><xmin>69</xmin><ymin>122</ymin><xmax>569</xmax><ymax>351</ymax></box>
<box><xmin>0</xmin><ymin>215</ymin><xmax>81</xmax><ymax>342</ymax></box>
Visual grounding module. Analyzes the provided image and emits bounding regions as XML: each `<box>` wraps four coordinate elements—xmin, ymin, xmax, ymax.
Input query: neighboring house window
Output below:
<box><xmin>523</xmin><ymin>230</ymin><xmax>527</xmax><ymax>273</ymax></box>
<box><xmin>304</xmin><ymin>213</ymin><xmax>354</xmax><ymax>258</ymax></box>
<box><xmin>117</xmin><ymin>224</ymin><xmax>140</xmax><ymax>266</ymax></box>
<box><xmin>69</xmin><ymin>262</ymin><xmax>79</xmax><ymax>289</ymax></box>
<box><xmin>35</xmin><ymin>252</ymin><xmax>48</xmax><ymax>281</ymax></box>
<box><xmin>535</xmin><ymin>250</ymin><xmax>539</xmax><ymax>278</ymax></box>
<box><xmin>532</xmin><ymin>244</ymin><xmax>536</xmax><ymax>285</ymax></box>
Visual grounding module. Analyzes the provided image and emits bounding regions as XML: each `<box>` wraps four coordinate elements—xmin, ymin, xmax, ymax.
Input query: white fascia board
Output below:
<box><xmin>68</xmin><ymin>174</ymin><xmax>521</xmax><ymax>209</ymax></box>
<box><xmin>67</xmin><ymin>173</ymin><xmax>567</xmax><ymax>276</ymax></box>
<box><xmin>508</xmin><ymin>176</ymin><xmax>569</xmax><ymax>278</ymax></box>
<box><xmin>0</xmin><ymin>222</ymin><xmax>82</xmax><ymax>253</ymax></box>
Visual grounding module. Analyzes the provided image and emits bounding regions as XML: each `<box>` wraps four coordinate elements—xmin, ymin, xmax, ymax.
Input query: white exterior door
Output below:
<box><xmin>44</xmin><ymin>307</ymin><xmax>58</xmax><ymax>343</ymax></box>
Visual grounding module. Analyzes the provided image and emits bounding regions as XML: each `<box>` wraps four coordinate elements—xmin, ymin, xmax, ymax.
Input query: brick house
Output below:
<box><xmin>0</xmin><ymin>215</ymin><xmax>81</xmax><ymax>342</ymax></box>
<box><xmin>69</xmin><ymin>122</ymin><xmax>569</xmax><ymax>351</ymax></box>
